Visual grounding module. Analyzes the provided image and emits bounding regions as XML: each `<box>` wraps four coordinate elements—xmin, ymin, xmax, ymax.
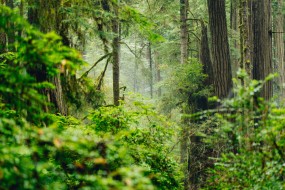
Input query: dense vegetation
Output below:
<box><xmin>0</xmin><ymin>0</ymin><xmax>285</xmax><ymax>189</ymax></box>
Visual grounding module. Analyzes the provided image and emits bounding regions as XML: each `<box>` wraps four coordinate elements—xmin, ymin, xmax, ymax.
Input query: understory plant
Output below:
<box><xmin>0</xmin><ymin>6</ymin><xmax>182</xmax><ymax>189</ymax></box>
<box><xmin>204</xmin><ymin>70</ymin><xmax>285</xmax><ymax>189</ymax></box>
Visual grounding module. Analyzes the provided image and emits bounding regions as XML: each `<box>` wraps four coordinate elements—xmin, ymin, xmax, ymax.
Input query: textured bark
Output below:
<box><xmin>180</xmin><ymin>0</ymin><xmax>189</xmax><ymax>64</ymax></box>
<box><xmin>180</xmin><ymin>2</ymin><xmax>190</xmax><ymax>187</ymax></box>
<box><xmin>274</xmin><ymin>0</ymin><xmax>285</xmax><ymax>100</ymax></box>
<box><xmin>239</xmin><ymin>0</ymin><xmax>252</xmax><ymax>77</ymax></box>
<box><xmin>112</xmin><ymin>0</ymin><xmax>120</xmax><ymax>106</ymax></box>
<box><xmin>252</xmin><ymin>0</ymin><xmax>272</xmax><ymax>100</ymax></box>
<box><xmin>28</xmin><ymin>0</ymin><xmax>68</xmax><ymax>115</ymax></box>
<box><xmin>200</xmin><ymin>22</ymin><xmax>214</xmax><ymax>87</ymax></box>
<box><xmin>230</xmin><ymin>0</ymin><xmax>239</xmax><ymax>76</ymax></box>
<box><xmin>207</xmin><ymin>0</ymin><xmax>233</xmax><ymax>99</ymax></box>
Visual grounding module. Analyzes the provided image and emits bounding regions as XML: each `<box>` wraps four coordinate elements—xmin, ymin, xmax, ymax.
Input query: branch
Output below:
<box><xmin>79</xmin><ymin>53</ymin><xmax>112</xmax><ymax>80</ymax></box>
<box><xmin>96</xmin><ymin>55</ymin><xmax>111</xmax><ymax>90</ymax></box>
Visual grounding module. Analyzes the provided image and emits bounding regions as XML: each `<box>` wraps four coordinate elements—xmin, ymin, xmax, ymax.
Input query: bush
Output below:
<box><xmin>204</xmin><ymin>71</ymin><xmax>285</xmax><ymax>189</ymax></box>
<box><xmin>0</xmin><ymin>6</ymin><xmax>182</xmax><ymax>189</ymax></box>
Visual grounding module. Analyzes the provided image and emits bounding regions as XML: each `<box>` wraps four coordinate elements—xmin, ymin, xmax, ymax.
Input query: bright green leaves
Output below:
<box><xmin>120</xmin><ymin>5</ymin><xmax>165</xmax><ymax>43</ymax></box>
<box><xmin>0</xmin><ymin>5</ymin><xmax>85</xmax><ymax>122</ymax></box>
<box><xmin>204</xmin><ymin>72</ymin><xmax>285</xmax><ymax>189</ymax></box>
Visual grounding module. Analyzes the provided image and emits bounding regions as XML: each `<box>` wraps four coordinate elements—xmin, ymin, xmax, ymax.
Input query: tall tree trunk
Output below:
<box><xmin>27</xmin><ymin>0</ymin><xmax>68</xmax><ymax>115</ymax></box>
<box><xmin>230</xmin><ymin>0</ymin><xmax>239</xmax><ymax>76</ymax></box>
<box><xmin>274</xmin><ymin>0</ymin><xmax>285</xmax><ymax>101</ymax></box>
<box><xmin>112</xmin><ymin>0</ymin><xmax>120</xmax><ymax>106</ymax></box>
<box><xmin>148</xmin><ymin>42</ymin><xmax>153</xmax><ymax>98</ymax></box>
<box><xmin>207</xmin><ymin>0</ymin><xmax>233</xmax><ymax>99</ymax></box>
<box><xmin>239</xmin><ymin>0</ymin><xmax>252</xmax><ymax>77</ymax></box>
<box><xmin>154</xmin><ymin>50</ymin><xmax>162</xmax><ymax>97</ymax></box>
<box><xmin>0</xmin><ymin>32</ymin><xmax>6</xmax><ymax>53</ymax></box>
<box><xmin>200</xmin><ymin>22</ymin><xmax>214</xmax><ymax>87</ymax></box>
<box><xmin>180</xmin><ymin>0</ymin><xmax>189</xmax><ymax>64</ymax></box>
<box><xmin>180</xmin><ymin>1</ymin><xmax>190</xmax><ymax>189</ymax></box>
<box><xmin>6</xmin><ymin>0</ymin><xmax>15</xmax><ymax>50</ymax></box>
<box><xmin>252</xmin><ymin>0</ymin><xmax>272</xmax><ymax>100</ymax></box>
<box><xmin>0</xmin><ymin>0</ymin><xmax>6</xmax><ymax>53</ymax></box>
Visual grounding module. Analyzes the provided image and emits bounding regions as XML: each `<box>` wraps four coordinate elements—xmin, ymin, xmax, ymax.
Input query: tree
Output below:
<box><xmin>207</xmin><ymin>0</ymin><xmax>233</xmax><ymax>99</ymax></box>
<box><xmin>180</xmin><ymin>0</ymin><xmax>189</xmax><ymax>64</ymax></box>
<box><xmin>200</xmin><ymin>21</ymin><xmax>214</xmax><ymax>87</ymax></box>
<box><xmin>112</xmin><ymin>0</ymin><xmax>120</xmax><ymax>106</ymax></box>
<box><xmin>273</xmin><ymin>0</ymin><xmax>285</xmax><ymax>101</ymax></box>
<box><xmin>147</xmin><ymin>42</ymin><xmax>153</xmax><ymax>98</ymax></box>
<box><xmin>27</xmin><ymin>0</ymin><xmax>68</xmax><ymax>115</ymax></box>
<box><xmin>252</xmin><ymin>0</ymin><xmax>272</xmax><ymax>100</ymax></box>
<box><xmin>0</xmin><ymin>0</ymin><xmax>6</xmax><ymax>53</ymax></box>
<box><xmin>239</xmin><ymin>0</ymin><xmax>253</xmax><ymax>77</ymax></box>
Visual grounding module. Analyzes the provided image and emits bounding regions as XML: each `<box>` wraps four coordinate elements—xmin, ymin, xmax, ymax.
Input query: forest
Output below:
<box><xmin>0</xmin><ymin>0</ymin><xmax>285</xmax><ymax>189</ymax></box>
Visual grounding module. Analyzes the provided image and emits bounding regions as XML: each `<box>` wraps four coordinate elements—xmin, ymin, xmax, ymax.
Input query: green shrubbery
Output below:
<box><xmin>0</xmin><ymin>6</ymin><xmax>182</xmax><ymax>189</ymax></box>
<box><xmin>203</xmin><ymin>71</ymin><xmax>285</xmax><ymax>189</ymax></box>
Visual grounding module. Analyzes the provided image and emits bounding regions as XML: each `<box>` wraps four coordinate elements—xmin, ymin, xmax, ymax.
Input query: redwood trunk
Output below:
<box><xmin>207</xmin><ymin>0</ymin><xmax>233</xmax><ymax>99</ymax></box>
<box><xmin>252</xmin><ymin>0</ymin><xmax>272</xmax><ymax>100</ymax></box>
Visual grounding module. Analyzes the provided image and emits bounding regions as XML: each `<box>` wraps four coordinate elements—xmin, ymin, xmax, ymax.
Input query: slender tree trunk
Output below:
<box><xmin>239</xmin><ymin>0</ymin><xmax>252</xmax><ymax>77</ymax></box>
<box><xmin>148</xmin><ymin>42</ymin><xmax>153</xmax><ymax>98</ymax></box>
<box><xmin>230</xmin><ymin>0</ymin><xmax>239</xmax><ymax>76</ymax></box>
<box><xmin>180</xmin><ymin>0</ymin><xmax>189</xmax><ymax>64</ymax></box>
<box><xmin>200</xmin><ymin>22</ymin><xmax>214</xmax><ymax>87</ymax></box>
<box><xmin>6</xmin><ymin>0</ymin><xmax>15</xmax><ymax>50</ymax></box>
<box><xmin>18</xmin><ymin>0</ymin><xmax>24</xmax><ymax>37</ymax></box>
<box><xmin>274</xmin><ymin>0</ymin><xmax>285</xmax><ymax>101</ymax></box>
<box><xmin>180</xmin><ymin>1</ymin><xmax>190</xmax><ymax>189</ymax></box>
<box><xmin>252</xmin><ymin>0</ymin><xmax>272</xmax><ymax>100</ymax></box>
<box><xmin>112</xmin><ymin>0</ymin><xmax>120</xmax><ymax>106</ymax></box>
<box><xmin>0</xmin><ymin>0</ymin><xmax>6</xmax><ymax>53</ymax></box>
<box><xmin>207</xmin><ymin>0</ymin><xmax>233</xmax><ymax>99</ymax></box>
<box><xmin>154</xmin><ymin>50</ymin><xmax>162</xmax><ymax>97</ymax></box>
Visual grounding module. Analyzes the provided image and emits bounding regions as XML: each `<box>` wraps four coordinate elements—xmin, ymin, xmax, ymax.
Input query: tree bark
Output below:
<box><xmin>274</xmin><ymin>0</ymin><xmax>285</xmax><ymax>101</ymax></box>
<box><xmin>207</xmin><ymin>0</ymin><xmax>233</xmax><ymax>99</ymax></box>
<box><xmin>200</xmin><ymin>22</ymin><xmax>214</xmax><ymax>87</ymax></box>
<box><xmin>147</xmin><ymin>42</ymin><xmax>153</xmax><ymax>98</ymax></box>
<box><xmin>28</xmin><ymin>0</ymin><xmax>68</xmax><ymax>115</ymax></box>
<box><xmin>252</xmin><ymin>0</ymin><xmax>272</xmax><ymax>100</ymax></box>
<box><xmin>112</xmin><ymin>0</ymin><xmax>120</xmax><ymax>106</ymax></box>
<box><xmin>180</xmin><ymin>0</ymin><xmax>189</xmax><ymax>64</ymax></box>
<box><xmin>239</xmin><ymin>0</ymin><xmax>252</xmax><ymax>77</ymax></box>
<box><xmin>230</xmin><ymin>0</ymin><xmax>239</xmax><ymax>76</ymax></box>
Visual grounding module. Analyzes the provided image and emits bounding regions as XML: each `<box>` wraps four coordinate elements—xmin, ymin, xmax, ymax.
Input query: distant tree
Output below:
<box><xmin>207</xmin><ymin>0</ymin><xmax>233</xmax><ymax>99</ymax></box>
<box><xmin>112</xmin><ymin>0</ymin><xmax>120</xmax><ymax>106</ymax></box>
<box><xmin>147</xmin><ymin>42</ymin><xmax>154</xmax><ymax>98</ymax></box>
<box><xmin>180</xmin><ymin>0</ymin><xmax>189</xmax><ymax>64</ymax></box>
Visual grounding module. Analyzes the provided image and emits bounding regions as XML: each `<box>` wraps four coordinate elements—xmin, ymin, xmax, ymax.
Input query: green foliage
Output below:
<box><xmin>0</xmin><ymin>6</ymin><xmax>182</xmax><ymax>189</ymax></box>
<box><xmin>159</xmin><ymin>59</ymin><xmax>211</xmax><ymax>113</ymax></box>
<box><xmin>203</xmin><ymin>71</ymin><xmax>285</xmax><ymax>189</ymax></box>
<box><xmin>0</xmin><ymin>5</ymin><xmax>84</xmax><ymax>122</ymax></box>
<box><xmin>88</xmin><ymin>102</ymin><xmax>183</xmax><ymax>189</ymax></box>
